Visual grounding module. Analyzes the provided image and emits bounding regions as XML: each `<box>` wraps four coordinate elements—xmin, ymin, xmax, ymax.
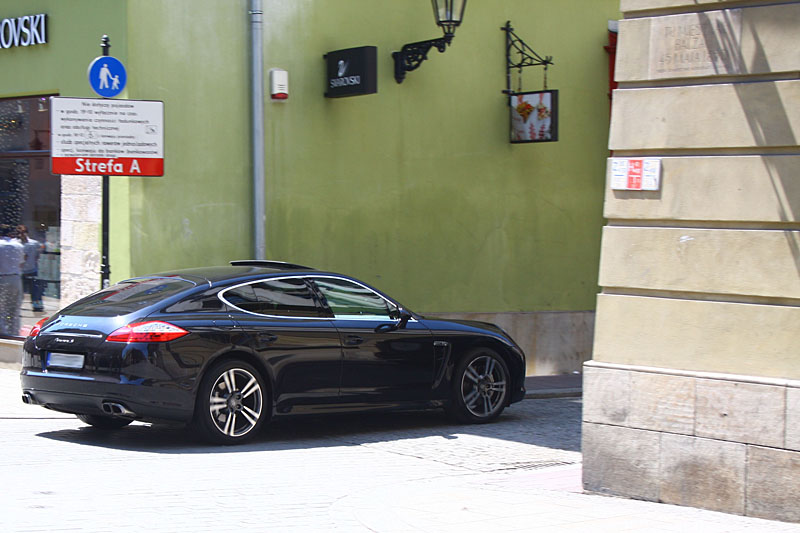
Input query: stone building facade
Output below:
<box><xmin>583</xmin><ymin>0</ymin><xmax>800</xmax><ymax>523</ymax></box>
<box><xmin>60</xmin><ymin>175</ymin><xmax>102</xmax><ymax>305</ymax></box>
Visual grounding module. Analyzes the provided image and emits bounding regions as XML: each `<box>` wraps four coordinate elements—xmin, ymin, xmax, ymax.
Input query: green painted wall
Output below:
<box><xmin>257</xmin><ymin>0</ymin><xmax>620</xmax><ymax>312</ymax></box>
<box><xmin>0</xmin><ymin>1</ymin><xmax>126</xmax><ymax>97</ymax></box>
<box><xmin>1</xmin><ymin>0</ymin><xmax>620</xmax><ymax>315</ymax></box>
<box><xmin>123</xmin><ymin>1</ymin><xmax>251</xmax><ymax>283</ymax></box>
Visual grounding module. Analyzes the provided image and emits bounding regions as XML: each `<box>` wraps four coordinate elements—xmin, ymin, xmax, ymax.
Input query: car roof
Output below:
<box><xmin>133</xmin><ymin>262</ymin><xmax>334</xmax><ymax>287</ymax></box>
<box><xmin>116</xmin><ymin>262</ymin><xmax>408</xmax><ymax>313</ymax></box>
<box><xmin>229</xmin><ymin>260</ymin><xmax>312</xmax><ymax>270</ymax></box>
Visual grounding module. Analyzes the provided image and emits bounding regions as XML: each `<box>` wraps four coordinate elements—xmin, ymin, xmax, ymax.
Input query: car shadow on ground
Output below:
<box><xmin>36</xmin><ymin>397</ymin><xmax>582</xmax><ymax>455</ymax></box>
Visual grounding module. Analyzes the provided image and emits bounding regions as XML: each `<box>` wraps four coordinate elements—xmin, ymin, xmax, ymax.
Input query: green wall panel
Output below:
<box><xmin>1</xmin><ymin>0</ymin><xmax>620</xmax><ymax>314</ymax></box>
<box><xmin>123</xmin><ymin>0</ymin><xmax>251</xmax><ymax>280</ymax></box>
<box><xmin>0</xmin><ymin>1</ymin><xmax>126</xmax><ymax>98</ymax></box>
<box><xmin>259</xmin><ymin>0</ymin><xmax>619</xmax><ymax>312</ymax></box>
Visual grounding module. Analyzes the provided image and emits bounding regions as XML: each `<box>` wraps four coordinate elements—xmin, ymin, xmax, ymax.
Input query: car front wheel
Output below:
<box><xmin>449</xmin><ymin>348</ymin><xmax>509</xmax><ymax>423</ymax></box>
<box><xmin>194</xmin><ymin>359</ymin><xmax>268</xmax><ymax>445</ymax></box>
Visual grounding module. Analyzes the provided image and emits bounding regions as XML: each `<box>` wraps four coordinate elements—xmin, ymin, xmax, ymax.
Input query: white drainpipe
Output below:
<box><xmin>250</xmin><ymin>0</ymin><xmax>266</xmax><ymax>260</ymax></box>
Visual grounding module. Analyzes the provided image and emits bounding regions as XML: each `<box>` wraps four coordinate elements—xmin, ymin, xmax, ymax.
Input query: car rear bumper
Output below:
<box><xmin>20</xmin><ymin>370</ymin><xmax>195</xmax><ymax>423</ymax></box>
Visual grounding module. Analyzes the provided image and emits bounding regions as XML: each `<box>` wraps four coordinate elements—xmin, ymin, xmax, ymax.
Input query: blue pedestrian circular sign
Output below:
<box><xmin>88</xmin><ymin>56</ymin><xmax>127</xmax><ymax>98</ymax></box>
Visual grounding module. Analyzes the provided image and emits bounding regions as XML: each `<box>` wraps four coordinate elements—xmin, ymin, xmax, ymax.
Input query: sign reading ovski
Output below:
<box><xmin>0</xmin><ymin>13</ymin><xmax>46</xmax><ymax>49</ymax></box>
<box><xmin>50</xmin><ymin>97</ymin><xmax>164</xmax><ymax>176</ymax></box>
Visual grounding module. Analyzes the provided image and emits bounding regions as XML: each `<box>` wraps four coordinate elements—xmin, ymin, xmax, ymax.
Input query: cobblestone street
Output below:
<box><xmin>1</xmin><ymin>368</ymin><xmax>797</xmax><ymax>532</ymax></box>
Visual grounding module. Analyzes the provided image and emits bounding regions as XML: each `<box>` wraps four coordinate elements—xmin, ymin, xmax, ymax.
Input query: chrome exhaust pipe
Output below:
<box><xmin>21</xmin><ymin>392</ymin><xmax>34</xmax><ymax>405</ymax></box>
<box><xmin>101</xmin><ymin>401</ymin><xmax>136</xmax><ymax>418</ymax></box>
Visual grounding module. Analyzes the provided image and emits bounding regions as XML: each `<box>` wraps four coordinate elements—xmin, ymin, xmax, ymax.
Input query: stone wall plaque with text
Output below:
<box><xmin>649</xmin><ymin>9</ymin><xmax>742</xmax><ymax>79</ymax></box>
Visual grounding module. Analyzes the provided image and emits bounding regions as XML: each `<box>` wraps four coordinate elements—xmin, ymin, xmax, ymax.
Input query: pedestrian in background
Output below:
<box><xmin>17</xmin><ymin>225</ymin><xmax>44</xmax><ymax>312</ymax></box>
<box><xmin>0</xmin><ymin>224</ymin><xmax>25</xmax><ymax>336</ymax></box>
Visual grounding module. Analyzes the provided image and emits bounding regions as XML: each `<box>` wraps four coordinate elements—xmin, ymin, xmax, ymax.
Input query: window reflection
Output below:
<box><xmin>0</xmin><ymin>96</ymin><xmax>60</xmax><ymax>339</ymax></box>
<box><xmin>0</xmin><ymin>97</ymin><xmax>51</xmax><ymax>152</ymax></box>
<box><xmin>313</xmin><ymin>277</ymin><xmax>393</xmax><ymax>319</ymax></box>
<box><xmin>223</xmin><ymin>278</ymin><xmax>322</xmax><ymax>318</ymax></box>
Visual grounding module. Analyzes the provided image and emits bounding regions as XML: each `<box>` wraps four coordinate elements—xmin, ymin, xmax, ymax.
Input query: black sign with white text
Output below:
<box><xmin>324</xmin><ymin>46</ymin><xmax>377</xmax><ymax>98</ymax></box>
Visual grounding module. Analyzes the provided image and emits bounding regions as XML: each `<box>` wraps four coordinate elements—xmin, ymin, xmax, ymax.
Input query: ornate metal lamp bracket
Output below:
<box><xmin>501</xmin><ymin>20</ymin><xmax>553</xmax><ymax>94</ymax></box>
<box><xmin>393</xmin><ymin>34</ymin><xmax>453</xmax><ymax>84</ymax></box>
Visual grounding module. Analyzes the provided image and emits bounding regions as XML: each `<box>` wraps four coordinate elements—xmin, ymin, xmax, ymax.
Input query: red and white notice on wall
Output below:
<box><xmin>610</xmin><ymin>158</ymin><xmax>661</xmax><ymax>191</ymax></box>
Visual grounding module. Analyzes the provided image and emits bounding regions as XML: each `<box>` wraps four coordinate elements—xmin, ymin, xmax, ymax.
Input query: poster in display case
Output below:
<box><xmin>509</xmin><ymin>89</ymin><xmax>558</xmax><ymax>143</ymax></box>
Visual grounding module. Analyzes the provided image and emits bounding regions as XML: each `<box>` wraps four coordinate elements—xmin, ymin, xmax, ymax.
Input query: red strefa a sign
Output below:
<box><xmin>51</xmin><ymin>157</ymin><xmax>163</xmax><ymax>176</ymax></box>
<box><xmin>50</xmin><ymin>97</ymin><xmax>164</xmax><ymax>177</ymax></box>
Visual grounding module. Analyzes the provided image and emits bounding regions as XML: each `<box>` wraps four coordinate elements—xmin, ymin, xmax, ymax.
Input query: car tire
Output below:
<box><xmin>194</xmin><ymin>359</ymin><xmax>268</xmax><ymax>445</ymax></box>
<box><xmin>76</xmin><ymin>414</ymin><xmax>133</xmax><ymax>429</ymax></box>
<box><xmin>448</xmin><ymin>347</ymin><xmax>510</xmax><ymax>424</ymax></box>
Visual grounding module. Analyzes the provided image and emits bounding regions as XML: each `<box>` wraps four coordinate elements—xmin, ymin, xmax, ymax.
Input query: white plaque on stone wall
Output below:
<box><xmin>649</xmin><ymin>9</ymin><xmax>743</xmax><ymax>79</ymax></box>
<box><xmin>610</xmin><ymin>158</ymin><xmax>661</xmax><ymax>191</ymax></box>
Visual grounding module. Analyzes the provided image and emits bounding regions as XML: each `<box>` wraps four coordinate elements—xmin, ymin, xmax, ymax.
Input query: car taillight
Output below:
<box><xmin>107</xmin><ymin>321</ymin><xmax>189</xmax><ymax>343</ymax></box>
<box><xmin>28</xmin><ymin>317</ymin><xmax>50</xmax><ymax>338</ymax></box>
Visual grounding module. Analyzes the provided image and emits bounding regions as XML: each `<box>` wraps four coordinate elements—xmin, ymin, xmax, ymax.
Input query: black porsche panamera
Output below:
<box><xmin>20</xmin><ymin>261</ymin><xmax>526</xmax><ymax>444</ymax></box>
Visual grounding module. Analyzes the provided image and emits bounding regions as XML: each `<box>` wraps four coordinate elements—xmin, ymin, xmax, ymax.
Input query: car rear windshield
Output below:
<box><xmin>59</xmin><ymin>278</ymin><xmax>195</xmax><ymax>317</ymax></box>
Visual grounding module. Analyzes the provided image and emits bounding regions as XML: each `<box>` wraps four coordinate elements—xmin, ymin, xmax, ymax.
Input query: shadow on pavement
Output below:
<box><xmin>36</xmin><ymin>397</ymin><xmax>582</xmax><ymax>455</ymax></box>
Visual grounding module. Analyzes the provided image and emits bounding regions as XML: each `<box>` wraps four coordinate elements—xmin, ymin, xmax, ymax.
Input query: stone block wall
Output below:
<box><xmin>583</xmin><ymin>363</ymin><xmax>800</xmax><ymax>522</ymax></box>
<box><xmin>584</xmin><ymin>0</ymin><xmax>800</xmax><ymax>522</ymax></box>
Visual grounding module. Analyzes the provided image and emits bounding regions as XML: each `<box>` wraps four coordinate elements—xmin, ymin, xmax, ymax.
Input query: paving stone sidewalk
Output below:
<box><xmin>0</xmin><ymin>368</ymin><xmax>797</xmax><ymax>532</ymax></box>
<box><xmin>525</xmin><ymin>373</ymin><xmax>582</xmax><ymax>398</ymax></box>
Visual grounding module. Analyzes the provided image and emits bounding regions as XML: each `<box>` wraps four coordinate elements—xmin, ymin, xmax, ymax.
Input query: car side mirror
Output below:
<box><xmin>398</xmin><ymin>308</ymin><xmax>412</xmax><ymax>329</ymax></box>
<box><xmin>376</xmin><ymin>308</ymin><xmax>413</xmax><ymax>333</ymax></box>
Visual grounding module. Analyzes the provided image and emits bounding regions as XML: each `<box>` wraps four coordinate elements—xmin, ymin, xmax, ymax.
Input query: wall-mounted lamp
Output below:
<box><xmin>392</xmin><ymin>0</ymin><xmax>467</xmax><ymax>84</ymax></box>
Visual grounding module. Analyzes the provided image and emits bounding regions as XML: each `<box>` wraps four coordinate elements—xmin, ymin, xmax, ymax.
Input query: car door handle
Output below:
<box><xmin>344</xmin><ymin>335</ymin><xmax>364</xmax><ymax>346</ymax></box>
<box><xmin>257</xmin><ymin>333</ymin><xmax>277</xmax><ymax>344</ymax></box>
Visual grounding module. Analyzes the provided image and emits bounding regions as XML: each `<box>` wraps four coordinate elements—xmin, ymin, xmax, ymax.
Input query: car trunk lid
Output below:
<box><xmin>35</xmin><ymin>315</ymin><xmax>124</xmax><ymax>352</ymax></box>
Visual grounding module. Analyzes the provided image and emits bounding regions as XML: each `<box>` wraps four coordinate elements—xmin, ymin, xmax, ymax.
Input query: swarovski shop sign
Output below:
<box><xmin>324</xmin><ymin>46</ymin><xmax>377</xmax><ymax>98</ymax></box>
<box><xmin>0</xmin><ymin>13</ymin><xmax>47</xmax><ymax>49</ymax></box>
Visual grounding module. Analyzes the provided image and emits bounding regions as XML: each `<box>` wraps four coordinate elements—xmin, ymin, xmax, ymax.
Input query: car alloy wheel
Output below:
<box><xmin>196</xmin><ymin>360</ymin><xmax>267</xmax><ymax>444</ymax></box>
<box><xmin>451</xmin><ymin>348</ymin><xmax>509</xmax><ymax>423</ymax></box>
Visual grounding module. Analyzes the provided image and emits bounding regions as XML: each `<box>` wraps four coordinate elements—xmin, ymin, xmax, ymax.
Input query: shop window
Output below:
<box><xmin>0</xmin><ymin>95</ymin><xmax>60</xmax><ymax>338</ymax></box>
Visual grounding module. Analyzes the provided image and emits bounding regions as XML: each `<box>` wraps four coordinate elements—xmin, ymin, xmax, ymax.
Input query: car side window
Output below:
<box><xmin>224</xmin><ymin>284</ymin><xmax>260</xmax><ymax>313</ymax></box>
<box><xmin>225</xmin><ymin>278</ymin><xmax>322</xmax><ymax>318</ymax></box>
<box><xmin>164</xmin><ymin>288</ymin><xmax>225</xmax><ymax>313</ymax></box>
<box><xmin>312</xmin><ymin>277</ymin><xmax>393</xmax><ymax>320</ymax></box>
<box><xmin>251</xmin><ymin>278</ymin><xmax>322</xmax><ymax>317</ymax></box>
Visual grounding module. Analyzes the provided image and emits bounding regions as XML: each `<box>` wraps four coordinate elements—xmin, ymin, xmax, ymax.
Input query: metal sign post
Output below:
<box><xmin>100</xmin><ymin>36</ymin><xmax>111</xmax><ymax>288</ymax></box>
<box><xmin>99</xmin><ymin>36</ymin><xmax>111</xmax><ymax>288</ymax></box>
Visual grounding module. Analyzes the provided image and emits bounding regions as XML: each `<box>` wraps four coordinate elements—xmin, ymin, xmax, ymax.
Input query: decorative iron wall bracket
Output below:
<box><xmin>392</xmin><ymin>34</ymin><xmax>453</xmax><ymax>84</ymax></box>
<box><xmin>501</xmin><ymin>20</ymin><xmax>553</xmax><ymax>94</ymax></box>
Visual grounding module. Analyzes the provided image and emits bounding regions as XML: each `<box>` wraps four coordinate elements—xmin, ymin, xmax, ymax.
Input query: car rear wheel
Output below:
<box><xmin>449</xmin><ymin>347</ymin><xmax>509</xmax><ymax>423</ymax></box>
<box><xmin>194</xmin><ymin>359</ymin><xmax>268</xmax><ymax>445</ymax></box>
<box><xmin>76</xmin><ymin>414</ymin><xmax>133</xmax><ymax>429</ymax></box>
